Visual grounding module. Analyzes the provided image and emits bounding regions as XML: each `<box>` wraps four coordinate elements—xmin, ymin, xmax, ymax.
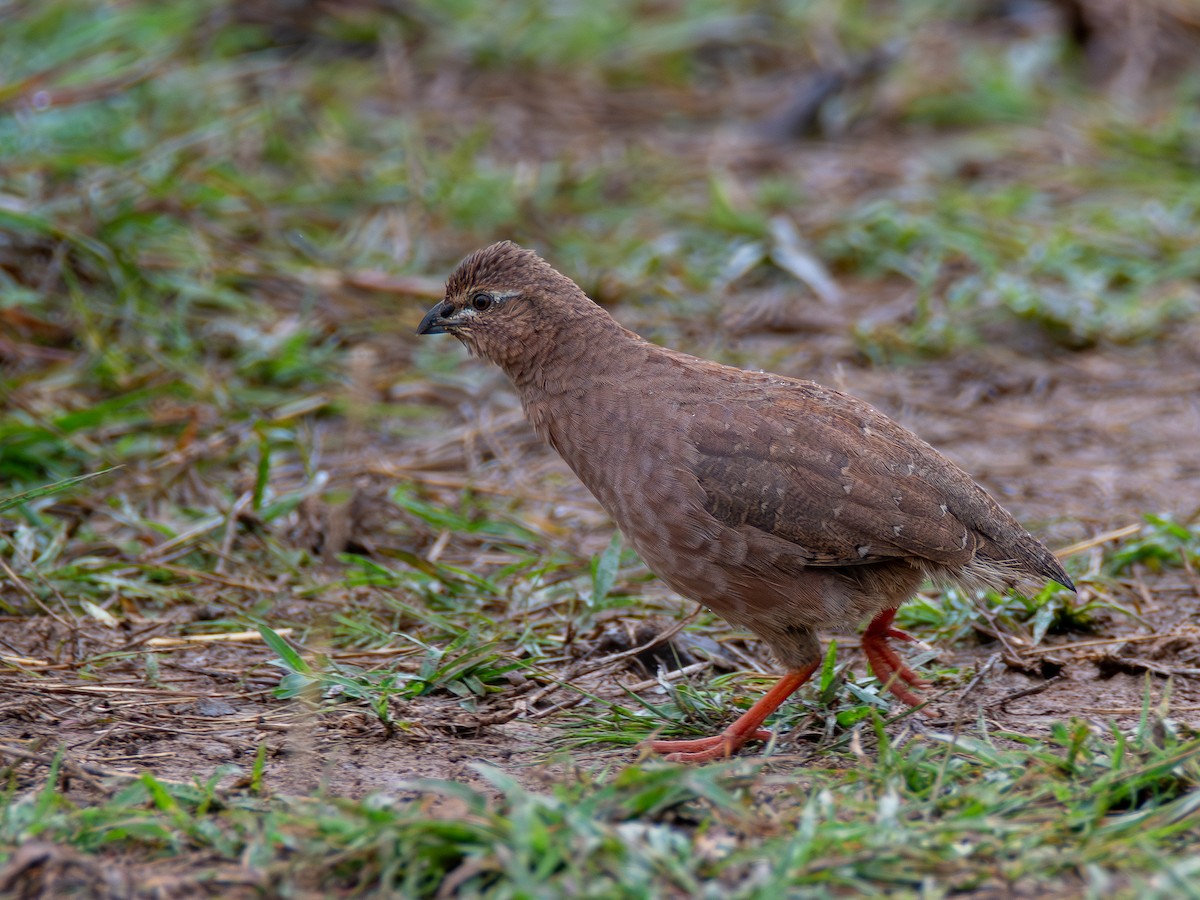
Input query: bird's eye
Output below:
<box><xmin>470</xmin><ymin>292</ymin><xmax>493</xmax><ymax>312</ymax></box>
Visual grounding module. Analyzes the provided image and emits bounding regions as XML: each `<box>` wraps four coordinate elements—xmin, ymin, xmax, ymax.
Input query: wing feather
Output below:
<box><xmin>683</xmin><ymin>378</ymin><xmax>982</xmax><ymax>568</ymax></box>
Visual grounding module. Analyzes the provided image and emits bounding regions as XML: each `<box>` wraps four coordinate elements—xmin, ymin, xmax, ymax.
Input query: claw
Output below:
<box><xmin>650</xmin><ymin>728</ymin><xmax>775</xmax><ymax>763</ymax></box>
<box><xmin>642</xmin><ymin>664</ymin><xmax>819</xmax><ymax>763</ymax></box>
<box><xmin>862</xmin><ymin>608</ymin><xmax>930</xmax><ymax>709</ymax></box>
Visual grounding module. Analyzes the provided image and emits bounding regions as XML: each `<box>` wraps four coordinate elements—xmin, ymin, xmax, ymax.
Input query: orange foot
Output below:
<box><xmin>649</xmin><ymin>728</ymin><xmax>775</xmax><ymax>763</ymax></box>
<box><xmin>861</xmin><ymin>607</ymin><xmax>928</xmax><ymax>708</ymax></box>
<box><xmin>646</xmin><ymin>663</ymin><xmax>819</xmax><ymax>763</ymax></box>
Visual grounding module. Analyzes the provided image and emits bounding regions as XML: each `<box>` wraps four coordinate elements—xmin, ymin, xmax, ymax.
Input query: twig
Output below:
<box><xmin>5</xmin><ymin>682</ymin><xmax>210</xmax><ymax>697</ymax></box>
<box><xmin>142</xmin><ymin>563</ymin><xmax>277</xmax><ymax>591</ymax></box>
<box><xmin>1074</xmin><ymin>705</ymin><xmax>1200</xmax><ymax>714</ymax></box>
<box><xmin>620</xmin><ymin>661</ymin><xmax>712</xmax><ymax>693</ymax></box>
<box><xmin>523</xmin><ymin>612</ymin><xmax>700</xmax><ymax>712</ymax></box>
<box><xmin>479</xmin><ymin>615</ymin><xmax>702</xmax><ymax>726</ymax></box>
<box><xmin>0</xmin><ymin>743</ymin><xmax>110</xmax><ymax>789</ymax></box>
<box><xmin>137</xmin><ymin>514</ymin><xmax>225</xmax><ymax>562</ymax></box>
<box><xmin>985</xmin><ymin>674</ymin><xmax>1066</xmax><ymax>709</ymax></box>
<box><xmin>955</xmin><ymin>653</ymin><xmax>1001</xmax><ymax>709</ymax></box>
<box><xmin>523</xmin><ymin>694</ymin><xmax>590</xmax><ymax>721</ymax></box>
<box><xmin>1022</xmin><ymin>629</ymin><xmax>1198</xmax><ymax>656</ymax></box>
<box><xmin>216</xmin><ymin>491</ymin><xmax>253</xmax><ymax>575</ymax></box>
<box><xmin>0</xmin><ymin>742</ymin><xmax>206</xmax><ymax>790</ymax></box>
<box><xmin>0</xmin><ymin>558</ymin><xmax>73</xmax><ymax>627</ymax></box>
<box><xmin>145</xmin><ymin>628</ymin><xmax>291</xmax><ymax>648</ymax></box>
<box><xmin>1101</xmin><ymin>656</ymin><xmax>1200</xmax><ymax>678</ymax></box>
<box><xmin>0</xmin><ymin>654</ymin><xmax>51</xmax><ymax>668</ymax></box>
<box><xmin>1054</xmin><ymin>523</ymin><xmax>1141</xmax><ymax>559</ymax></box>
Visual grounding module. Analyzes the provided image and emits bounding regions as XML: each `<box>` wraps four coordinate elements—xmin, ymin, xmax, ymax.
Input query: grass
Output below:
<box><xmin>3</xmin><ymin>0</ymin><xmax>1200</xmax><ymax>895</ymax></box>
<box><xmin>5</xmin><ymin>695</ymin><xmax>1200</xmax><ymax>897</ymax></box>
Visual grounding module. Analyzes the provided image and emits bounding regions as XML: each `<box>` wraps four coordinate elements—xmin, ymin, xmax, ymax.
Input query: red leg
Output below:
<box><xmin>647</xmin><ymin>663</ymin><xmax>819</xmax><ymax>763</ymax></box>
<box><xmin>861</xmin><ymin>607</ymin><xmax>927</xmax><ymax>707</ymax></box>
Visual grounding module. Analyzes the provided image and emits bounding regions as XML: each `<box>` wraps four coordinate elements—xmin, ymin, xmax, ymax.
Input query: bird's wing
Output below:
<box><xmin>682</xmin><ymin>378</ymin><xmax>986</xmax><ymax>568</ymax></box>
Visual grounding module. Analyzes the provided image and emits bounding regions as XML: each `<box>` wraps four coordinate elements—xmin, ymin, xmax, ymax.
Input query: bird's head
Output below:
<box><xmin>416</xmin><ymin>241</ymin><xmax>602</xmax><ymax>371</ymax></box>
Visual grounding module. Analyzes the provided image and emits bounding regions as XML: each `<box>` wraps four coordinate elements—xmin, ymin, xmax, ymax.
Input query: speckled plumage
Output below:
<box><xmin>418</xmin><ymin>241</ymin><xmax>1075</xmax><ymax>761</ymax></box>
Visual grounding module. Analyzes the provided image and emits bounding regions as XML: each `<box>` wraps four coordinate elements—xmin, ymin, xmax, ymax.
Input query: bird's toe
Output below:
<box><xmin>647</xmin><ymin>727</ymin><xmax>774</xmax><ymax>762</ymax></box>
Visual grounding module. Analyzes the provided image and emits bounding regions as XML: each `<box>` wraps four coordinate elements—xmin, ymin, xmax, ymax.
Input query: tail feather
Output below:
<box><xmin>960</xmin><ymin>534</ymin><xmax>1075</xmax><ymax>594</ymax></box>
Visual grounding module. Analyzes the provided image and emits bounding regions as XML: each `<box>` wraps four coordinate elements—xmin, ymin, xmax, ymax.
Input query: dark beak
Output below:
<box><xmin>416</xmin><ymin>302</ymin><xmax>452</xmax><ymax>336</ymax></box>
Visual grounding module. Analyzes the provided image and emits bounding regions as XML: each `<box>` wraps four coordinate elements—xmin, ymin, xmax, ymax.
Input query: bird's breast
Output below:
<box><xmin>523</xmin><ymin>387</ymin><xmax>762</xmax><ymax>598</ymax></box>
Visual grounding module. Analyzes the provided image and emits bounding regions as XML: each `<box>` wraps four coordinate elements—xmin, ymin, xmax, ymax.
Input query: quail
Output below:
<box><xmin>417</xmin><ymin>241</ymin><xmax>1074</xmax><ymax>762</ymax></box>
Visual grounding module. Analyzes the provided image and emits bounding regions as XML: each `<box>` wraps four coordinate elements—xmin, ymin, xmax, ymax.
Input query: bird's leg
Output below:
<box><xmin>861</xmin><ymin>607</ymin><xmax>927</xmax><ymax>706</ymax></box>
<box><xmin>647</xmin><ymin>662</ymin><xmax>819</xmax><ymax>763</ymax></box>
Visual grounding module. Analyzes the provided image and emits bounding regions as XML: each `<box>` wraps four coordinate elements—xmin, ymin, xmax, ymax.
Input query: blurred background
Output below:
<box><xmin>3</xmin><ymin>0</ymin><xmax>1200</xmax><ymax>490</ymax></box>
<box><xmin>5</xmin><ymin>0</ymin><xmax>1200</xmax><ymax>632</ymax></box>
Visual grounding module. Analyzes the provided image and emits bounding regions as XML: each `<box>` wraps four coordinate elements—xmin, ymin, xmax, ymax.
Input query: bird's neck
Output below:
<box><xmin>500</xmin><ymin>305</ymin><xmax>646</xmax><ymax>397</ymax></box>
<box><xmin>500</xmin><ymin>309</ymin><xmax>654</xmax><ymax>481</ymax></box>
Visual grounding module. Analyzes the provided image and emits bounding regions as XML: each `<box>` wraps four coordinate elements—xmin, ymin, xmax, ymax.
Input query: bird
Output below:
<box><xmin>417</xmin><ymin>241</ymin><xmax>1075</xmax><ymax>763</ymax></box>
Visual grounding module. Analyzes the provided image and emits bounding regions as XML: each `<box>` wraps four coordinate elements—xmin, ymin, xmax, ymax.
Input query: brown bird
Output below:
<box><xmin>417</xmin><ymin>241</ymin><xmax>1075</xmax><ymax>762</ymax></box>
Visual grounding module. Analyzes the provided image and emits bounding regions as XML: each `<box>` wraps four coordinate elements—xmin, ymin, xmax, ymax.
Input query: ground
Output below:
<box><xmin>4</xmin><ymin>272</ymin><xmax>1199</xmax><ymax>800</ymax></box>
<box><xmin>2</xmin><ymin>2</ymin><xmax>1200</xmax><ymax>897</ymax></box>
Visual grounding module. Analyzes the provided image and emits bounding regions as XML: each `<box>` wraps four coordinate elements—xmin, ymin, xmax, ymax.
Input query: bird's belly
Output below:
<box><xmin>629</xmin><ymin>524</ymin><xmax>872</xmax><ymax>628</ymax></box>
<box><xmin>574</xmin><ymin>452</ymin><xmax>878</xmax><ymax>630</ymax></box>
